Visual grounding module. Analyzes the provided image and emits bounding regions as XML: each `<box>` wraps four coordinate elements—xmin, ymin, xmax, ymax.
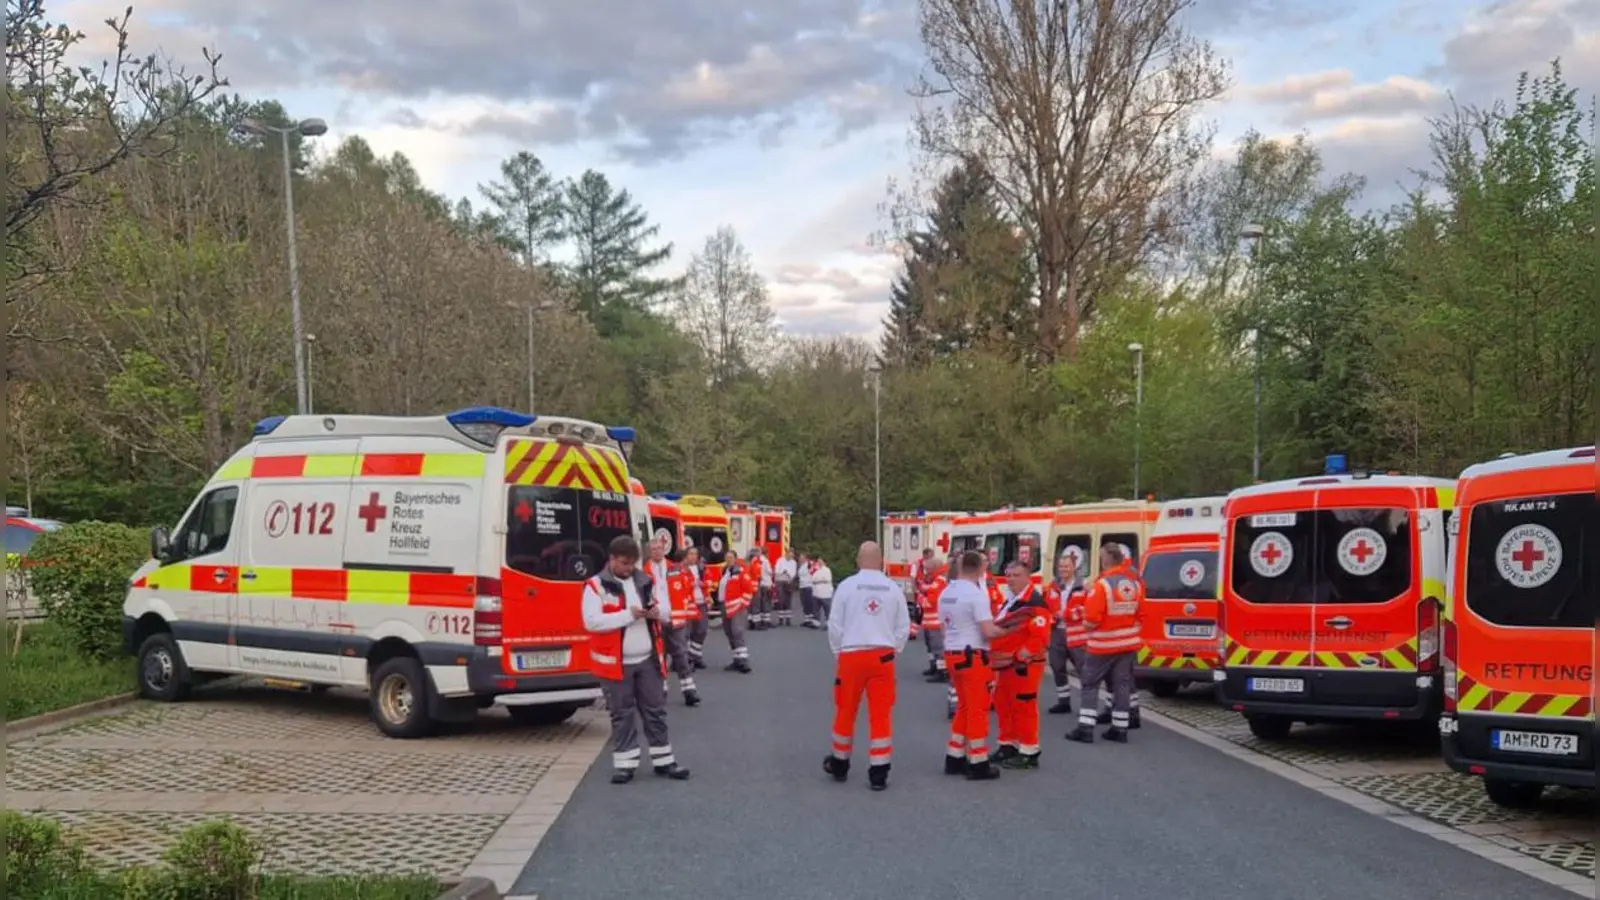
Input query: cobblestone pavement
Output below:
<box><xmin>7</xmin><ymin>684</ymin><xmax>605</xmax><ymax>879</ymax></box>
<box><xmin>1142</xmin><ymin>687</ymin><xmax>1595</xmax><ymax>882</ymax></box>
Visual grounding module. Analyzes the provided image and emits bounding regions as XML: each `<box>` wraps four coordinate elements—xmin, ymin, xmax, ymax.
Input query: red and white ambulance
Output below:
<box><xmin>1136</xmin><ymin>496</ymin><xmax>1226</xmax><ymax>697</ymax></box>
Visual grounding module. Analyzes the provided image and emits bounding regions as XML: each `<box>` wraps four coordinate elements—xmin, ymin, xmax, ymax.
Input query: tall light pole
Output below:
<box><xmin>305</xmin><ymin>333</ymin><xmax>317</xmax><ymax>414</ymax></box>
<box><xmin>1128</xmin><ymin>342</ymin><xmax>1144</xmax><ymax>498</ymax></box>
<box><xmin>868</xmin><ymin>362</ymin><xmax>882</xmax><ymax>533</ymax></box>
<box><xmin>1241</xmin><ymin>223</ymin><xmax>1266</xmax><ymax>481</ymax></box>
<box><xmin>237</xmin><ymin>116</ymin><xmax>328</xmax><ymax>415</ymax></box>
<box><xmin>506</xmin><ymin>300</ymin><xmax>557</xmax><ymax>411</ymax></box>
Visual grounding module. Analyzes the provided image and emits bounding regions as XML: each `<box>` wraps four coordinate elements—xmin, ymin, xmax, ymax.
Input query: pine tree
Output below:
<box><xmin>562</xmin><ymin>170</ymin><xmax>676</xmax><ymax>336</ymax></box>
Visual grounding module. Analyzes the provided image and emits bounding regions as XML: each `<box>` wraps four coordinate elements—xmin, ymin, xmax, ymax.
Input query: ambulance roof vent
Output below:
<box><xmin>253</xmin><ymin>415</ymin><xmax>288</xmax><ymax>436</ymax></box>
<box><xmin>1324</xmin><ymin>454</ymin><xmax>1349</xmax><ymax>475</ymax></box>
<box><xmin>447</xmin><ymin>406</ymin><xmax>536</xmax><ymax>446</ymax></box>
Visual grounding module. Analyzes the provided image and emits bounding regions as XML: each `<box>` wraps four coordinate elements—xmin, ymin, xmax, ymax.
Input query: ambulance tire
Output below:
<box><xmin>369</xmin><ymin>657</ymin><xmax>437</xmax><ymax>739</ymax></box>
<box><xmin>507</xmin><ymin>703</ymin><xmax>581</xmax><ymax>727</ymax></box>
<box><xmin>1149</xmin><ymin>681</ymin><xmax>1181</xmax><ymax>699</ymax></box>
<box><xmin>1245</xmin><ymin>714</ymin><xmax>1293</xmax><ymax>741</ymax></box>
<box><xmin>136</xmin><ymin>633</ymin><xmax>191</xmax><ymax>703</ymax></box>
<box><xmin>1483</xmin><ymin>778</ymin><xmax>1545</xmax><ymax>809</ymax></box>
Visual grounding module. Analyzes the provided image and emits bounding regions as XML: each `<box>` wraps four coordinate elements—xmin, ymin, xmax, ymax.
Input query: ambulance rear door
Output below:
<box><xmin>1305</xmin><ymin>483</ymin><xmax>1428</xmax><ymax>713</ymax></box>
<box><xmin>758</xmin><ymin>511</ymin><xmax>785</xmax><ymax>564</ymax></box>
<box><xmin>1223</xmin><ymin>487</ymin><xmax>1320</xmax><ymax>701</ymax></box>
<box><xmin>729</xmin><ymin>507</ymin><xmax>755</xmax><ymax>558</ymax></box>
<box><xmin>648</xmin><ymin>500</ymin><xmax>684</xmax><ymax>556</ymax></box>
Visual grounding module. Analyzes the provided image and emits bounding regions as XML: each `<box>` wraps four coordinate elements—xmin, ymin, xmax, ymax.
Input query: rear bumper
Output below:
<box><xmin>1441</xmin><ymin>714</ymin><xmax>1595</xmax><ymax>788</ymax></box>
<box><xmin>1218</xmin><ymin>667</ymin><xmax>1441</xmax><ymax>721</ymax></box>
<box><xmin>465</xmin><ymin>652</ymin><xmax>600</xmax><ymax>699</ymax></box>
<box><xmin>1135</xmin><ymin>664</ymin><xmax>1214</xmax><ymax>683</ymax></box>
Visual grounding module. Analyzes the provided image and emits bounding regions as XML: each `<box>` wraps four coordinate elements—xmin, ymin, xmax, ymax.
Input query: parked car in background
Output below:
<box><xmin>6</xmin><ymin>516</ymin><xmax>64</xmax><ymax>560</ymax></box>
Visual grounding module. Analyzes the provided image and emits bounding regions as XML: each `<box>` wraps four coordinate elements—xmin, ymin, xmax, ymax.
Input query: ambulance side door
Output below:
<box><xmin>161</xmin><ymin>482</ymin><xmax>244</xmax><ymax>671</ymax></box>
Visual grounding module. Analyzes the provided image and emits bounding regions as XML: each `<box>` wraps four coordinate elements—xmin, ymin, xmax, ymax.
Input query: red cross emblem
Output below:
<box><xmin>1348</xmin><ymin>539</ymin><xmax>1375</xmax><ymax>564</ymax></box>
<box><xmin>1511</xmin><ymin>540</ymin><xmax>1544</xmax><ymax>571</ymax></box>
<box><xmin>866</xmin><ymin>598</ymin><xmax>880</xmax><ymax>613</ymax></box>
<box><xmin>515</xmin><ymin>499</ymin><xmax>533</xmax><ymax>523</ymax></box>
<box><xmin>936</xmin><ymin>533</ymin><xmax>950</xmax><ymax>552</ymax></box>
<box><xmin>357</xmin><ymin>492</ymin><xmax>387</xmax><ymax>532</ymax></box>
<box><xmin>1259</xmin><ymin>542</ymin><xmax>1283</xmax><ymax>566</ymax></box>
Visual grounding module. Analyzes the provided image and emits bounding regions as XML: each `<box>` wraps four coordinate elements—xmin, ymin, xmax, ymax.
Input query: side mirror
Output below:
<box><xmin>150</xmin><ymin>526</ymin><xmax>172</xmax><ymax>562</ymax></box>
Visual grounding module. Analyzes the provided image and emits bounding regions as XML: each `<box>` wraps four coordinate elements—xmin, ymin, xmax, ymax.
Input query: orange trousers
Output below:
<box><xmin>994</xmin><ymin>662</ymin><xmax>1045</xmax><ymax>755</ymax></box>
<box><xmin>831</xmin><ymin>648</ymin><xmax>897</xmax><ymax>765</ymax></box>
<box><xmin>945</xmin><ymin>650</ymin><xmax>993</xmax><ymax>763</ymax></box>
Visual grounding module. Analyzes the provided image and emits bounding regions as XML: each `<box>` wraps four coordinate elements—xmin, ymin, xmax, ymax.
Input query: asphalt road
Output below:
<box><xmin>513</xmin><ymin>625</ymin><xmax>1574</xmax><ymax>900</ymax></box>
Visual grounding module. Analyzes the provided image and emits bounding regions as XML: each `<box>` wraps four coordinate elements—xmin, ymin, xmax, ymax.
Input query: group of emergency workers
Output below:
<box><xmin>822</xmin><ymin>538</ymin><xmax>1148</xmax><ymax>790</ymax></box>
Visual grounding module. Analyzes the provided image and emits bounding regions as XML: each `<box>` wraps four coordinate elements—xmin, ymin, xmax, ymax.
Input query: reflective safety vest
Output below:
<box><xmin>644</xmin><ymin>560</ymin><xmax>697</xmax><ymax>625</ymax></box>
<box><xmin>992</xmin><ymin>585</ymin><xmax>1052</xmax><ymax>666</ymax></box>
<box><xmin>918</xmin><ymin>574</ymin><xmax>947</xmax><ymax>629</ymax></box>
<box><xmin>1085</xmin><ymin>564</ymin><xmax>1143</xmax><ymax>655</ymax></box>
<box><xmin>720</xmin><ymin>563</ymin><xmax>754</xmax><ymax>616</ymax></box>
<box><xmin>586</xmin><ymin>573</ymin><xmax>665</xmax><ymax>680</ymax></box>
<box><xmin>1060</xmin><ymin>582</ymin><xmax>1090</xmax><ymax>648</ymax></box>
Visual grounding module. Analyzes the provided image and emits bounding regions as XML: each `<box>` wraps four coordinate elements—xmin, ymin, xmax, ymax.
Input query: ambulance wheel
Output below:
<box><xmin>1246</xmin><ymin>714</ymin><xmax>1293</xmax><ymax>741</ymax></box>
<box><xmin>1483</xmin><ymin>778</ymin><xmax>1545</xmax><ymax>809</ymax></box>
<box><xmin>370</xmin><ymin>657</ymin><xmax>437</xmax><ymax>739</ymax></box>
<box><xmin>507</xmin><ymin>703</ymin><xmax>580</xmax><ymax>727</ymax></box>
<box><xmin>136</xmin><ymin>633</ymin><xmax>191</xmax><ymax>702</ymax></box>
<box><xmin>1149</xmin><ymin>681</ymin><xmax>1181</xmax><ymax>699</ymax></box>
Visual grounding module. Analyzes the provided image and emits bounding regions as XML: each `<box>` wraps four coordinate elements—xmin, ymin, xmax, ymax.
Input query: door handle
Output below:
<box><xmin>213</xmin><ymin>569</ymin><xmax>230</xmax><ymax>583</ymax></box>
<box><xmin>240</xmin><ymin>570</ymin><xmax>257</xmax><ymax>580</ymax></box>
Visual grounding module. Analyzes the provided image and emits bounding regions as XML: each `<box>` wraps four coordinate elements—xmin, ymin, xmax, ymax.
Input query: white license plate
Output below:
<box><xmin>1251</xmin><ymin>513</ymin><xmax>1297</xmax><ymax>527</ymax></box>
<box><xmin>1249</xmin><ymin>677</ymin><xmax>1304</xmax><ymax>693</ymax></box>
<box><xmin>1492</xmin><ymin>729</ymin><xmax>1579</xmax><ymax>756</ymax></box>
<box><xmin>513</xmin><ymin>649</ymin><xmax>571</xmax><ymax>671</ymax></box>
<box><xmin>1167</xmin><ymin>622</ymin><xmax>1215</xmax><ymax>639</ymax></box>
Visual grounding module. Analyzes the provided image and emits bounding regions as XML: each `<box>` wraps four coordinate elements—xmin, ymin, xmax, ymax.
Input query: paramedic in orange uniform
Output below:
<box><xmin>918</xmin><ymin>556</ymin><xmax>949</xmax><ymax>682</ymax></box>
<box><xmin>1045</xmin><ymin>552</ymin><xmax>1087</xmax><ymax>714</ymax></box>
<box><xmin>825</xmin><ymin>541</ymin><xmax>911</xmax><ymax>791</ymax></box>
<box><xmin>643</xmin><ymin>538</ymin><xmax>701</xmax><ymax>707</ymax></box>
<box><xmin>1066</xmin><ymin>543</ymin><xmax>1145</xmax><ymax>744</ymax></box>
<box><xmin>718</xmin><ymin>550</ymin><xmax>754</xmax><ymax>673</ymax></box>
<box><xmin>940</xmin><ymin>550</ymin><xmax>1012</xmax><ymax>780</ymax></box>
<box><xmin>681</xmin><ymin>546</ymin><xmax>710</xmax><ymax>670</ymax></box>
<box><xmin>991</xmin><ymin>561</ymin><xmax>1052</xmax><ymax>768</ymax></box>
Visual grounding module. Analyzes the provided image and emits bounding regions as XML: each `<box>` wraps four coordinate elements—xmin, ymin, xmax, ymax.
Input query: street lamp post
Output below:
<box><xmin>1128</xmin><ymin>342</ymin><xmax>1144</xmax><ymax>498</ymax></box>
<box><xmin>305</xmin><ymin>333</ymin><xmax>317</xmax><ymax>414</ymax></box>
<box><xmin>506</xmin><ymin>300</ymin><xmax>557</xmax><ymax>411</ymax></box>
<box><xmin>236</xmin><ymin>116</ymin><xmax>329</xmax><ymax>416</ymax></box>
<box><xmin>1241</xmin><ymin>223</ymin><xmax>1266</xmax><ymax>482</ymax></box>
<box><xmin>868</xmin><ymin>363</ymin><xmax>882</xmax><ymax>533</ymax></box>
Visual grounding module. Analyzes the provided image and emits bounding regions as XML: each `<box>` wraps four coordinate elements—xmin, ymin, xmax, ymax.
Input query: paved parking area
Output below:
<box><xmin>7</xmin><ymin>684</ymin><xmax>605</xmax><ymax>880</ymax></box>
<box><xmin>1142</xmin><ymin>688</ymin><xmax>1595</xmax><ymax>882</ymax></box>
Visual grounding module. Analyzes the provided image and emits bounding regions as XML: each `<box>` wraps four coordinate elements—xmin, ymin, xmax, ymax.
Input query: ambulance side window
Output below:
<box><xmin>171</xmin><ymin>487</ymin><xmax>239</xmax><ymax>562</ymax></box>
<box><xmin>505</xmin><ymin>487</ymin><xmax>632</xmax><ymax>581</ymax></box>
<box><xmin>892</xmin><ymin>526</ymin><xmax>903</xmax><ymax>550</ymax></box>
<box><xmin>909</xmin><ymin>527</ymin><xmax>921</xmax><ymax>550</ymax></box>
<box><xmin>731</xmin><ymin>518</ymin><xmax>744</xmax><ymax>542</ymax></box>
<box><xmin>983</xmin><ymin>534</ymin><xmax>1009</xmax><ymax>574</ymax></box>
<box><xmin>1464</xmin><ymin>492</ymin><xmax>1594</xmax><ymax>629</ymax></box>
<box><xmin>1054</xmin><ymin>534</ymin><xmax>1090</xmax><ymax>577</ymax></box>
<box><xmin>766</xmin><ymin>521</ymin><xmax>782</xmax><ymax>543</ymax></box>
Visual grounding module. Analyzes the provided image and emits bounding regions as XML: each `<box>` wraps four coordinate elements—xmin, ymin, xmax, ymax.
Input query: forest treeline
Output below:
<box><xmin>6</xmin><ymin>2</ymin><xmax>1595</xmax><ymax>568</ymax></box>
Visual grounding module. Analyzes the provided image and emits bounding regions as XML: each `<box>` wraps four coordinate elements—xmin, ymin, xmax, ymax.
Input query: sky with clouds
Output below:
<box><xmin>54</xmin><ymin>0</ymin><xmax>1600</xmax><ymax>339</ymax></box>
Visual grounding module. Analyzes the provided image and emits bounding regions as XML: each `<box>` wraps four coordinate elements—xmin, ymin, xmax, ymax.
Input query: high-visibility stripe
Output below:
<box><xmin>1136</xmin><ymin>647</ymin><xmax>1215</xmax><ymax>670</ymax></box>
<box><xmin>227</xmin><ymin>452</ymin><xmax>487</xmax><ymax>480</ymax></box>
<box><xmin>303</xmin><ymin>454</ymin><xmax>358</xmax><ymax>477</ymax></box>
<box><xmin>135</xmin><ymin>564</ymin><xmax>476</xmax><ymax>609</ymax></box>
<box><xmin>1224</xmin><ymin>636</ymin><xmax>1418</xmax><ymax>669</ymax></box>
<box><xmin>1455</xmin><ymin>672</ymin><xmax>1592</xmax><ymax>719</ymax></box>
<box><xmin>214</xmin><ymin>458</ymin><xmax>252</xmax><ymax>480</ymax></box>
<box><xmin>504</xmin><ymin>439</ymin><xmax>629</xmax><ymax>494</ymax></box>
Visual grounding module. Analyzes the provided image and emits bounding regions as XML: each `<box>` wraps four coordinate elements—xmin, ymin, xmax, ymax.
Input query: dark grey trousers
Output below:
<box><xmin>1047</xmin><ymin>628</ymin><xmax>1072</xmax><ymax>703</ymax></box>
<box><xmin>601</xmin><ymin>660</ymin><xmax>674</xmax><ymax>770</ymax></box>
<box><xmin>664</xmin><ymin>625</ymin><xmax>696</xmax><ymax>693</ymax></box>
<box><xmin>722</xmin><ymin>609</ymin><xmax>749</xmax><ymax>660</ymax></box>
<box><xmin>687</xmin><ymin>612</ymin><xmax>709</xmax><ymax>661</ymax></box>
<box><xmin>1078</xmin><ymin>651</ymin><xmax>1136</xmax><ymax>730</ymax></box>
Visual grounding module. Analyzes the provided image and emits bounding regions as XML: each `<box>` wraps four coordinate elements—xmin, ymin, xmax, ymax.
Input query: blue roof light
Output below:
<box><xmin>716</xmin><ymin>495</ymin><xmax>732</xmax><ymax>504</ymax></box>
<box><xmin>606</xmin><ymin>425</ymin><xmax>637</xmax><ymax>444</ymax></box>
<box><xmin>655</xmin><ymin>491</ymin><xmax>683</xmax><ymax>501</ymax></box>
<box><xmin>446</xmin><ymin>406</ymin><xmax>536</xmax><ymax>428</ymax></box>
<box><xmin>915</xmin><ymin>508</ymin><xmax>927</xmax><ymax>516</ymax></box>
<box><xmin>1324</xmin><ymin>454</ymin><xmax>1349</xmax><ymax>475</ymax></box>
<box><xmin>253</xmin><ymin>415</ymin><xmax>287</xmax><ymax>436</ymax></box>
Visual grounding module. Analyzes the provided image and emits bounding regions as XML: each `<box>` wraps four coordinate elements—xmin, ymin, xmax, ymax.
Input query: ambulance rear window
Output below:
<box><xmin>649</xmin><ymin>516</ymin><xmax>679</xmax><ymax>555</ymax></box>
<box><xmin>1230</xmin><ymin>514</ymin><xmax>1313</xmax><ymax>604</ymax></box>
<box><xmin>1465</xmin><ymin>492</ymin><xmax>1595</xmax><ymax>630</ymax></box>
<box><xmin>1310</xmin><ymin>508</ymin><xmax>1413</xmax><ymax>604</ymax></box>
<box><xmin>683</xmin><ymin>526</ymin><xmax>729</xmax><ymax>561</ymax></box>
<box><xmin>505</xmin><ymin>487</ymin><xmax>632</xmax><ymax>582</ymax></box>
<box><xmin>1143</xmin><ymin>550</ymin><xmax>1217</xmax><ymax>601</ymax></box>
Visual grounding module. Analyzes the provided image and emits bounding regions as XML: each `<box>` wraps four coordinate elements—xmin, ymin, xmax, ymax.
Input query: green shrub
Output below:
<box><xmin>2</xmin><ymin>809</ymin><xmax>89</xmax><ymax>890</ymax></box>
<box><xmin>161</xmin><ymin>820</ymin><xmax>261</xmax><ymax>900</ymax></box>
<box><xmin>28</xmin><ymin>521</ymin><xmax>150</xmax><ymax>661</ymax></box>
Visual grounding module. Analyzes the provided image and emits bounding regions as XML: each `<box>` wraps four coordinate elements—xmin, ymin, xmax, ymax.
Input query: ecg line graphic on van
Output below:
<box><xmin>504</xmin><ymin>439</ymin><xmax>629</xmax><ymax>493</ymax></box>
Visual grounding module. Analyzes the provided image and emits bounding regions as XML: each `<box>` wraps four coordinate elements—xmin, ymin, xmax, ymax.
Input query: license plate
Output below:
<box><xmin>1167</xmin><ymin>622</ymin><xmax>1215</xmax><ymax>639</ymax></box>
<box><xmin>1492</xmin><ymin>729</ymin><xmax>1579</xmax><ymax>756</ymax></box>
<box><xmin>1251</xmin><ymin>513</ymin><xmax>1297</xmax><ymax>527</ymax></box>
<box><xmin>513</xmin><ymin>649</ymin><xmax>570</xmax><ymax>671</ymax></box>
<box><xmin>1249</xmin><ymin>677</ymin><xmax>1304</xmax><ymax>693</ymax></box>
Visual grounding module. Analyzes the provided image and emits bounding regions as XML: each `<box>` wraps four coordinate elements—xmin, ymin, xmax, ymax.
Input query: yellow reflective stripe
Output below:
<box><xmin>1226</xmin><ymin>645</ymin><xmax>1251</xmax><ymax>666</ymax></box>
<box><xmin>1459</xmin><ymin>682</ymin><xmax>1493</xmax><ymax>711</ymax></box>
<box><xmin>347</xmin><ymin>569</ymin><xmax>409</xmax><ymax>605</ymax></box>
<box><xmin>1136</xmin><ymin>647</ymin><xmax>1152</xmax><ymax>663</ymax></box>
<box><xmin>1492</xmin><ymin>692</ymin><xmax>1535</xmax><ymax>714</ymax></box>
<box><xmin>1422</xmin><ymin>577</ymin><xmax>1446</xmax><ymax>601</ymax></box>
<box><xmin>1382</xmin><ymin>649</ymin><xmax>1413</xmax><ymax>670</ymax></box>
<box><xmin>213</xmin><ymin>458</ymin><xmax>251</xmax><ymax>481</ymax></box>
<box><xmin>145</xmin><ymin>564</ymin><xmax>192</xmax><ymax>590</ymax></box>
<box><xmin>420</xmin><ymin>453</ymin><xmax>486</xmax><ymax>477</ymax></box>
<box><xmin>1540</xmin><ymin>695</ymin><xmax>1579</xmax><ymax>717</ymax></box>
<box><xmin>238</xmin><ymin>566</ymin><xmax>294</xmax><ymax>596</ymax></box>
<box><xmin>1435</xmin><ymin>486</ymin><xmax>1456</xmax><ymax>509</ymax></box>
<box><xmin>1279</xmin><ymin>651</ymin><xmax>1310</xmax><ymax>667</ymax></box>
<box><xmin>303</xmin><ymin>454</ymin><xmax>358</xmax><ymax>477</ymax></box>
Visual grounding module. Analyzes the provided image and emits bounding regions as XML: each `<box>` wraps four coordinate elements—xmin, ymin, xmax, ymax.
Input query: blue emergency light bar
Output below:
<box><xmin>716</xmin><ymin>495</ymin><xmax>732</xmax><ymax>504</ymax></box>
<box><xmin>606</xmin><ymin>425</ymin><xmax>636</xmax><ymax>444</ymax></box>
<box><xmin>1324</xmin><ymin>454</ymin><xmax>1349</xmax><ymax>475</ymax></box>
<box><xmin>655</xmin><ymin>492</ymin><xmax>683</xmax><ymax>501</ymax></box>
<box><xmin>253</xmin><ymin>415</ymin><xmax>288</xmax><ymax>436</ymax></box>
<box><xmin>915</xmin><ymin>508</ymin><xmax>927</xmax><ymax>516</ymax></box>
<box><xmin>447</xmin><ymin>406</ymin><xmax>537</xmax><ymax>428</ymax></box>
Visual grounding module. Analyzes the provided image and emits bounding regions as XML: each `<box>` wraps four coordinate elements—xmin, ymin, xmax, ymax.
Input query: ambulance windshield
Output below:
<box><xmin>1464</xmin><ymin>492</ymin><xmax>1594</xmax><ymax>630</ymax></box>
<box><xmin>683</xmin><ymin>525</ymin><xmax>729</xmax><ymax>561</ymax></box>
<box><xmin>1143</xmin><ymin>550</ymin><xmax>1218</xmax><ymax>601</ymax></box>
<box><xmin>1231</xmin><ymin>508</ymin><xmax>1412</xmax><ymax>605</ymax></box>
<box><xmin>505</xmin><ymin>486</ymin><xmax>633</xmax><ymax>581</ymax></box>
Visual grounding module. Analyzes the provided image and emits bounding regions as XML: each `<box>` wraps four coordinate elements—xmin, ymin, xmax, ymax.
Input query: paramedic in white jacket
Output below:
<box><xmin>811</xmin><ymin>558</ymin><xmax>835</xmax><ymax>622</ymax></box>
<box><xmin>798</xmin><ymin>552</ymin><xmax>818</xmax><ymax>627</ymax></box>
<box><xmin>824</xmin><ymin>542</ymin><xmax>910</xmax><ymax>791</ymax></box>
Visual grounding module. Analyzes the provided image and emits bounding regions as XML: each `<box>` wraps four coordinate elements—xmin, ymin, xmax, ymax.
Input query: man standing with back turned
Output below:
<box><xmin>826</xmin><ymin>541</ymin><xmax>910</xmax><ymax>791</ymax></box>
<box><xmin>1066</xmin><ymin>542</ymin><xmax>1145</xmax><ymax>745</ymax></box>
<box><xmin>940</xmin><ymin>550</ymin><xmax>1012</xmax><ymax>780</ymax></box>
<box><xmin>582</xmin><ymin>536</ymin><xmax>692</xmax><ymax>783</ymax></box>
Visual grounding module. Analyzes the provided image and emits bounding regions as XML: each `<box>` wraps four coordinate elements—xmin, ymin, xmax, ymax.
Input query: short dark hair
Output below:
<box><xmin>668</xmin><ymin>549</ymin><xmax>685</xmax><ymax>563</ymax></box>
<box><xmin>1101</xmin><ymin>541</ymin><xmax>1126</xmax><ymax>565</ymax></box>
<box><xmin>922</xmin><ymin>548</ymin><xmax>934</xmax><ymax>557</ymax></box>
<box><xmin>959</xmin><ymin>550</ymin><xmax>986</xmax><ymax>575</ymax></box>
<box><xmin>1004</xmin><ymin>560</ymin><xmax>1029</xmax><ymax>576</ymax></box>
<box><xmin>609</xmin><ymin>535</ymin><xmax>641</xmax><ymax>561</ymax></box>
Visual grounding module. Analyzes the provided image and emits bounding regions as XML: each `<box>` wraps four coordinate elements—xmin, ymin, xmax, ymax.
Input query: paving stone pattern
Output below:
<box><xmin>1143</xmin><ymin>690</ymin><xmax>1596</xmax><ymax>881</ymax></box>
<box><xmin>6</xmin><ymin>685</ymin><xmax>603</xmax><ymax>878</ymax></box>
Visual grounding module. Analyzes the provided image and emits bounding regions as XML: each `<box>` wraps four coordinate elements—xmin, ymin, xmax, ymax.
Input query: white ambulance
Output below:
<box><xmin>121</xmin><ymin>406</ymin><xmax>651</xmax><ymax>738</ymax></box>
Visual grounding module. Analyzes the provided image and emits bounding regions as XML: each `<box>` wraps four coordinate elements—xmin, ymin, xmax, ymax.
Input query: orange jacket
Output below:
<box><xmin>644</xmin><ymin>560</ymin><xmax>698</xmax><ymax>625</ymax></box>
<box><xmin>1084</xmin><ymin>563</ymin><xmax>1143</xmax><ymax>655</ymax></box>
<box><xmin>992</xmin><ymin>585</ymin><xmax>1053</xmax><ymax>666</ymax></box>
<box><xmin>919</xmin><ymin>574</ymin><xmax>948</xmax><ymax>629</ymax></box>
<box><xmin>720</xmin><ymin>563</ymin><xmax>755</xmax><ymax>616</ymax></box>
<box><xmin>585</xmin><ymin>575</ymin><xmax>666</xmax><ymax>680</ymax></box>
<box><xmin>1059</xmin><ymin>582</ymin><xmax>1090</xmax><ymax>647</ymax></box>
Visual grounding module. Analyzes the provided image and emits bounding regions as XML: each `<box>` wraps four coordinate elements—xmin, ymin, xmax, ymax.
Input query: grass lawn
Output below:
<box><xmin>4</xmin><ymin>619</ymin><xmax>136</xmax><ymax>721</ymax></box>
<box><xmin>20</xmin><ymin>873</ymin><xmax>443</xmax><ymax>899</ymax></box>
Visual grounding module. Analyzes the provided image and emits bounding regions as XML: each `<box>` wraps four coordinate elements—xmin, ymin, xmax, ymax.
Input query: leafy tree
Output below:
<box><xmin>562</xmin><ymin>169</ymin><xmax>676</xmax><ymax>336</ymax></box>
<box><xmin>674</xmin><ymin>226</ymin><xmax>776</xmax><ymax>387</ymax></box>
<box><xmin>479</xmin><ymin>151</ymin><xmax>566</xmax><ymax>264</ymax></box>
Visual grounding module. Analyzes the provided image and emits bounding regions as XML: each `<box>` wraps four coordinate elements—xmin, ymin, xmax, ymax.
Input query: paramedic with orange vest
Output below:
<box><xmin>718</xmin><ymin>550</ymin><xmax>754</xmax><ymax>673</ymax></box>
<box><xmin>644</xmin><ymin>539</ymin><xmax>701</xmax><ymax>707</ymax></box>
<box><xmin>1066</xmin><ymin>543</ymin><xmax>1144</xmax><ymax>745</ymax></box>
<box><xmin>582</xmin><ymin>535</ymin><xmax>692</xmax><ymax>783</ymax></box>
<box><xmin>941</xmin><ymin>550</ymin><xmax>1014</xmax><ymax>780</ymax></box>
<box><xmin>991</xmin><ymin>561</ymin><xmax>1053</xmax><ymax>768</ymax></box>
<box><xmin>918</xmin><ymin>557</ymin><xmax>949</xmax><ymax>682</ymax></box>
<box><xmin>681</xmin><ymin>546</ymin><xmax>710</xmax><ymax>671</ymax></box>
<box><xmin>1045</xmin><ymin>552</ymin><xmax>1086</xmax><ymax>715</ymax></box>
<box><xmin>824</xmin><ymin>541</ymin><xmax>911</xmax><ymax>791</ymax></box>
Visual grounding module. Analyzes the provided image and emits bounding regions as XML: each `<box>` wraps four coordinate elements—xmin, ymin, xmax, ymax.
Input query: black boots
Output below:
<box><xmin>724</xmin><ymin>660</ymin><xmax>751</xmax><ymax>674</ymax></box>
<box><xmin>944</xmin><ymin>755</ymin><xmax>967</xmax><ymax>776</ymax></box>
<box><xmin>993</xmin><ymin>745</ymin><xmax>1019</xmax><ymax>762</ymax></box>
<box><xmin>1000</xmin><ymin>752</ymin><xmax>1040</xmax><ymax>770</ymax></box>
<box><xmin>1103</xmin><ymin>727</ymin><xmax>1129</xmax><ymax>744</ymax></box>
<box><xmin>965</xmin><ymin>760</ymin><xmax>1000</xmax><ymax>780</ymax></box>
<box><xmin>924</xmin><ymin>669</ymin><xmax>949</xmax><ymax>683</ymax></box>
<box><xmin>684</xmin><ymin>690</ymin><xmax>701</xmax><ymax>707</ymax></box>
<box><xmin>823</xmin><ymin>755</ymin><xmax>850</xmax><ymax>782</ymax></box>
<box><xmin>611</xmin><ymin>769</ymin><xmax>634</xmax><ymax>784</ymax></box>
<box><xmin>1097</xmin><ymin>709</ymin><xmax>1141</xmax><ymax>728</ymax></box>
<box><xmin>654</xmin><ymin>763</ymin><xmax>691</xmax><ymax>780</ymax></box>
<box><xmin>692</xmin><ymin>657</ymin><xmax>707</xmax><ymax>670</ymax></box>
<box><xmin>868</xmin><ymin>764</ymin><xmax>890</xmax><ymax>791</ymax></box>
<box><xmin>1064</xmin><ymin>725</ymin><xmax>1095</xmax><ymax>744</ymax></box>
<box><xmin>1046</xmin><ymin>700</ymin><xmax>1073</xmax><ymax>715</ymax></box>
